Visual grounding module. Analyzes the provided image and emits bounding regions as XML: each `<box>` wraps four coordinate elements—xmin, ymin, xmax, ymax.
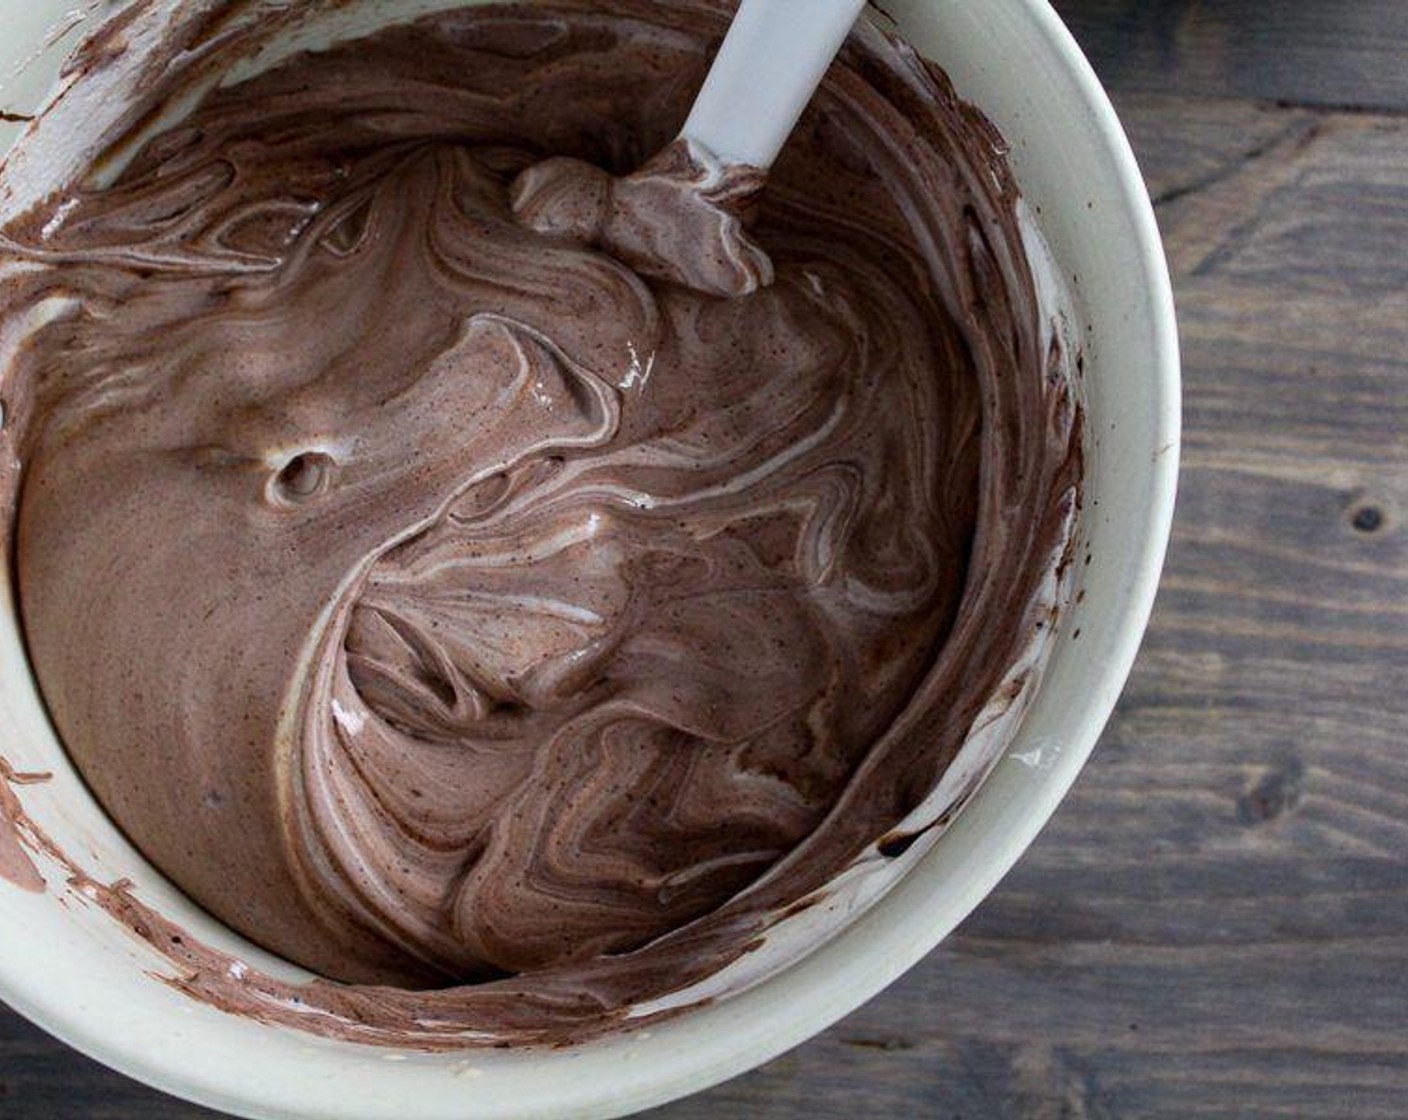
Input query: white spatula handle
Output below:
<box><xmin>679</xmin><ymin>0</ymin><xmax>868</xmax><ymax>169</ymax></box>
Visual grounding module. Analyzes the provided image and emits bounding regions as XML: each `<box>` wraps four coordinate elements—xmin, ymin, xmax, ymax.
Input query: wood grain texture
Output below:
<box><xmin>4</xmin><ymin>4</ymin><xmax>1408</xmax><ymax>1118</ymax></box>
<box><xmin>1050</xmin><ymin>0</ymin><xmax>1408</xmax><ymax>111</ymax></box>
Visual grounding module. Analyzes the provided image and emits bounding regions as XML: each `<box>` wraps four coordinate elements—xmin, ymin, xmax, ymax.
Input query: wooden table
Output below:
<box><xmin>4</xmin><ymin>3</ymin><xmax>1406</xmax><ymax>1116</ymax></box>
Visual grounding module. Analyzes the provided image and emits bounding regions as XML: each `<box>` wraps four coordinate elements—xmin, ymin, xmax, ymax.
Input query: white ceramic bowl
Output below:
<box><xmin>0</xmin><ymin>2</ymin><xmax>1179</xmax><ymax>1117</ymax></box>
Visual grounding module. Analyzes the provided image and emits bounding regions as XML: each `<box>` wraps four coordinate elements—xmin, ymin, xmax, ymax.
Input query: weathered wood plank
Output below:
<box><xmin>1051</xmin><ymin>0</ymin><xmax>1408</xmax><ymax>111</ymax></box>
<box><xmin>1112</xmin><ymin>94</ymin><xmax>1319</xmax><ymax>206</ymax></box>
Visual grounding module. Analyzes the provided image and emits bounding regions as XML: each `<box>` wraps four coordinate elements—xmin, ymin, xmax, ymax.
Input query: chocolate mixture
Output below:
<box><xmin>0</xmin><ymin>0</ymin><xmax>1079</xmax><ymax>1043</ymax></box>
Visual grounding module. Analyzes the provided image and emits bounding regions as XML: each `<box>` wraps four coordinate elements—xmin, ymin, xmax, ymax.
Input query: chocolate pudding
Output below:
<box><xmin>0</xmin><ymin>0</ymin><xmax>1079</xmax><ymax>1043</ymax></box>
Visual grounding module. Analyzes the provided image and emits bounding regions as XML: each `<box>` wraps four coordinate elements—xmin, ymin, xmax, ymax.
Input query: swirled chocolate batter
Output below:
<box><xmin>0</xmin><ymin>0</ymin><xmax>1079</xmax><ymax>1038</ymax></box>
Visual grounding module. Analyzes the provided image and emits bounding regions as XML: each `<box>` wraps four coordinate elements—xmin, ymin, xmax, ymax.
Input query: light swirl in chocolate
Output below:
<box><xmin>0</xmin><ymin>0</ymin><xmax>1079</xmax><ymax>1035</ymax></box>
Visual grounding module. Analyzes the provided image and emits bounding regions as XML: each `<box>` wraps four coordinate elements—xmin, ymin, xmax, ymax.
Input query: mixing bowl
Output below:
<box><xmin>0</xmin><ymin>2</ymin><xmax>1179</xmax><ymax>1116</ymax></box>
